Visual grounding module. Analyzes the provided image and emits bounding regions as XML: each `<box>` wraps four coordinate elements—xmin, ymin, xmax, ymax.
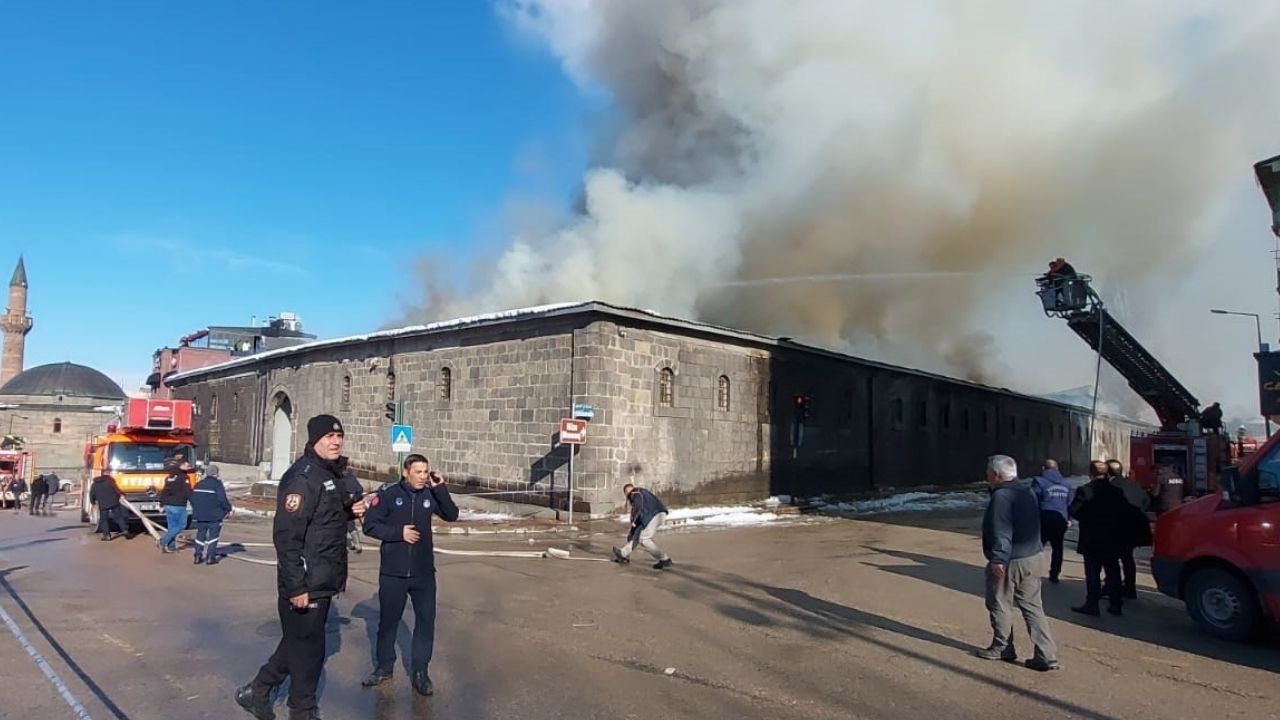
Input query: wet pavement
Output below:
<box><xmin>1</xmin><ymin>504</ymin><xmax>1277</xmax><ymax>720</ymax></box>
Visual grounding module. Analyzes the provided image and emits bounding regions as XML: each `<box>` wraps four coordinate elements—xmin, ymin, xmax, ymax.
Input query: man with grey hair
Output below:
<box><xmin>976</xmin><ymin>454</ymin><xmax>1059</xmax><ymax>671</ymax></box>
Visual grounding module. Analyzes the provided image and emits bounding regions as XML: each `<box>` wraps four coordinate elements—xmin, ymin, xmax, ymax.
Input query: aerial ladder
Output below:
<box><xmin>1036</xmin><ymin>264</ymin><xmax>1232</xmax><ymax>493</ymax></box>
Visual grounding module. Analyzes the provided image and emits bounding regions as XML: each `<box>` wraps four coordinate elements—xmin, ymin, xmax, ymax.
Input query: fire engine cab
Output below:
<box><xmin>81</xmin><ymin>398</ymin><xmax>197</xmax><ymax>527</ymax></box>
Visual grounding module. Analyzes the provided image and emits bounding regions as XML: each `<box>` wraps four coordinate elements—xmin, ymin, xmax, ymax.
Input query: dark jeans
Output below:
<box><xmin>1083</xmin><ymin>554</ymin><xmax>1122</xmax><ymax>609</ymax></box>
<box><xmin>1120</xmin><ymin>548</ymin><xmax>1137</xmax><ymax>595</ymax></box>
<box><xmin>1039</xmin><ymin>511</ymin><xmax>1067</xmax><ymax>580</ymax></box>
<box><xmin>29</xmin><ymin>492</ymin><xmax>47</xmax><ymax>514</ymax></box>
<box><xmin>97</xmin><ymin>506</ymin><xmax>128</xmax><ymax>537</ymax></box>
<box><xmin>194</xmin><ymin>520</ymin><xmax>222</xmax><ymax>560</ymax></box>
<box><xmin>252</xmin><ymin>596</ymin><xmax>332</xmax><ymax>714</ymax></box>
<box><xmin>375</xmin><ymin>573</ymin><xmax>438</xmax><ymax>673</ymax></box>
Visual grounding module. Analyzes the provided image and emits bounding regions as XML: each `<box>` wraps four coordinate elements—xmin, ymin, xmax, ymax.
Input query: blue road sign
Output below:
<box><xmin>391</xmin><ymin>424</ymin><xmax>414</xmax><ymax>451</ymax></box>
<box><xmin>572</xmin><ymin>403</ymin><xmax>595</xmax><ymax>420</ymax></box>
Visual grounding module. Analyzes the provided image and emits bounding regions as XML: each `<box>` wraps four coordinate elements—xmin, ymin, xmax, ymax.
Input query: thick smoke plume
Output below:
<box><xmin>410</xmin><ymin>0</ymin><xmax>1280</xmax><ymax>398</ymax></box>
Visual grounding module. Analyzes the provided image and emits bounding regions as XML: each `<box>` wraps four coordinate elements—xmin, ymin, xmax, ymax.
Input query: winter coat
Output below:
<box><xmin>1110</xmin><ymin>474</ymin><xmax>1154</xmax><ymax>547</ymax></box>
<box><xmin>982</xmin><ymin>479</ymin><xmax>1044</xmax><ymax>565</ymax></box>
<box><xmin>89</xmin><ymin>475</ymin><xmax>122</xmax><ymax>510</ymax></box>
<box><xmin>1152</xmin><ymin>472</ymin><xmax>1186</xmax><ymax>515</ymax></box>
<box><xmin>1032</xmin><ymin>469</ymin><xmax>1074</xmax><ymax>521</ymax></box>
<box><xmin>627</xmin><ymin>488</ymin><xmax>669</xmax><ymax>539</ymax></box>
<box><xmin>31</xmin><ymin>475</ymin><xmax>47</xmax><ymax>495</ymax></box>
<box><xmin>158</xmin><ymin>466</ymin><xmax>192</xmax><ymax>507</ymax></box>
<box><xmin>190</xmin><ymin>475</ymin><xmax>232</xmax><ymax>522</ymax></box>
<box><xmin>1070</xmin><ymin>479</ymin><xmax>1132</xmax><ymax>557</ymax></box>
<box><xmin>362</xmin><ymin>479</ymin><xmax>459</xmax><ymax>578</ymax></box>
<box><xmin>273</xmin><ymin>451</ymin><xmax>357</xmax><ymax>600</ymax></box>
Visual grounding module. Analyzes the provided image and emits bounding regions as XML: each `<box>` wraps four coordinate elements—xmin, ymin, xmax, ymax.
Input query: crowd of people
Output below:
<box><xmin>2</xmin><ymin>471</ymin><xmax>63</xmax><ymax>514</ymax></box>
<box><xmin>978</xmin><ymin>452</ymin><xmax>1188</xmax><ymax>673</ymax></box>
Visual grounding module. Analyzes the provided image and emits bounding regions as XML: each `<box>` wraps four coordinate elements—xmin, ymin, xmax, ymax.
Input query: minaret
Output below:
<box><xmin>1</xmin><ymin>256</ymin><xmax>32</xmax><ymax>387</ymax></box>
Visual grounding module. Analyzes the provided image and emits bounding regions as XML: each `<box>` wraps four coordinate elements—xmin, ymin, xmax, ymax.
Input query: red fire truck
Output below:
<box><xmin>0</xmin><ymin>440</ymin><xmax>35</xmax><ymax>508</ymax></box>
<box><xmin>80</xmin><ymin>398</ymin><xmax>197</xmax><ymax>527</ymax></box>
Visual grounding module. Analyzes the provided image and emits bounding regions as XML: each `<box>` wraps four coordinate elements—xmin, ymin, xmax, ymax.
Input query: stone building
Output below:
<box><xmin>167</xmin><ymin>302</ymin><xmax>1146</xmax><ymax>515</ymax></box>
<box><xmin>0</xmin><ymin>362</ymin><xmax>127</xmax><ymax>474</ymax></box>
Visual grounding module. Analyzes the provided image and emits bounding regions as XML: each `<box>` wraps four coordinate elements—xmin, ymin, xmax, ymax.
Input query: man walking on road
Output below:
<box><xmin>157</xmin><ymin>456</ymin><xmax>192</xmax><ymax>553</ymax></box>
<box><xmin>1032</xmin><ymin>459</ymin><xmax>1073</xmax><ymax>583</ymax></box>
<box><xmin>89</xmin><ymin>473</ymin><xmax>128</xmax><ymax>540</ymax></box>
<box><xmin>236</xmin><ymin>415</ymin><xmax>366</xmax><ymax>720</ymax></box>
<box><xmin>360</xmin><ymin>454</ymin><xmax>459</xmax><ymax>696</ymax></box>
<box><xmin>613</xmin><ymin>483</ymin><xmax>673</xmax><ymax>570</ymax></box>
<box><xmin>975</xmin><ymin>454</ymin><xmax>1059</xmax><ymax>672</ymax></box>
<box><xmin>190</xmin><ymin>464</ymin><xmax>232</xmax><ymax>565</ymax></box>
<box><xmin>28</xmin><ymin>473</ymin><xmax>47</xmax><ymax>515</ymax></box>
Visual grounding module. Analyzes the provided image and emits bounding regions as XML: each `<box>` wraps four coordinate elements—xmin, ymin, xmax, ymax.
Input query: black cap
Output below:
<box><xmin>307</xmin><ymin>414</ymin><xmax>344</xmax><ymax>447</ymax></box>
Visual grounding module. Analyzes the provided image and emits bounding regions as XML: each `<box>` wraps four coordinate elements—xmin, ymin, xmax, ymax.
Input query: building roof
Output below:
<box><xmin>9</xmin><ymin>256</ymin><xmax>26</xmax><ymax>288</ymax></box>
<box><xmin>166</xmin><ymin>301</ymin><xmax>1145</xmax><ymax>424</ymax></box>
<box><xmin>0</xmin><ymin>362</ymin><xmax>126</xmax><ymax>400</ymax></box>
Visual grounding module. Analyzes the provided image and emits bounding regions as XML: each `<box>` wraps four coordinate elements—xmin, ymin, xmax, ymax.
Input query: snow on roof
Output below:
<box><xmin>168</xmin><ymin>302</ymin><xmax>591</xmax><ymax>383</ymax></box>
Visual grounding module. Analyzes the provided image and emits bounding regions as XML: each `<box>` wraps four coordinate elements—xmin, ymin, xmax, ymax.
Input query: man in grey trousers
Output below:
<box><xmin>975</xmin><ymin>454</ymin><xmax>1060</xmax><ymax>671</ymax></box>
<box><xmin>612</xmin><ymin>483</ymin><xmax>673</xmax><ymax>570</ymax></box>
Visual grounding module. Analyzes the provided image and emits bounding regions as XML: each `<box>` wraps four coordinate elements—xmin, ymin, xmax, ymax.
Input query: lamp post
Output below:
<box><xmin>1209</xmin><ymin>309</ymin><xmax>1265</xmax><ymax>351</ymax></box>
<box><xmin>7</xmin><ymin>414</ymin><xmax>28</xmax><ymax>434</ymax></box>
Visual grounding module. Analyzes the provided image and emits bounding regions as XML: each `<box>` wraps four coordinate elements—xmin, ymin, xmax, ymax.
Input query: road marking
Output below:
<box><xmin>0</xmin><ymin>597</ymin><xmax>95</xmax><ymax>720</ymax></box>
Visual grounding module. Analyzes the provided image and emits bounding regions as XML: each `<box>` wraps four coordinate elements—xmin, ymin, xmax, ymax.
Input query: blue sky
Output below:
<box><xmin>0</xmin><ymin>1</ymin><xmax>587</xmax><ymax>392</ymax></box>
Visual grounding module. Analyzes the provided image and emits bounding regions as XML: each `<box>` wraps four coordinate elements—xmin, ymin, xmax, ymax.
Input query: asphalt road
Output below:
<box><xmin>0</xmin><ymin>505</ymin><xmax>1276</xmax><ymax>720</ymax></box>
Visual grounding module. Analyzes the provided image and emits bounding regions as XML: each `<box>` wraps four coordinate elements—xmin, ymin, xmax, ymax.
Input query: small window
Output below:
<box><xmin>717</xmin><ymin>375</ymin><xmax>731</xmax><ymax>411</ymax></box>
<box><xmin>916</xmin><ymin>401</ymin><xmax>928</xmax><ymax>428</ymax></box>
<box><xmin>940</xmin><ymin>402</ymin><xmax>951</xmax><ymax>431</ymax></box>
<box><xmin>1023</xmin><ymin>418</ymin><xmax>1030</xmax><ymax>437</ymax></box>
<box><xmin>233</xmin><ymin>393</ymin><xmax>240</xmax><ymax>414</ymax></box>
<box><xmin>211</xmin><ymin>394</ymin><xmax>218</xmax><ymax>421</ymax></box>
<box><xmin>52</xmin><ymin>417</ymin><xmax>62</xmax><ymax>434</ymax></box>
<box><xmin>982</xmin><ymin>410</ymin><xmax>990</xmax><ymax>434</ymax></box>
<box><xmin>1009</xmin><ymin>416</ymin><xmax>1016</xmax><ymax>436</ymax></box>
<box><xmin>386</xmin><ymin>371</ymin><xmax>396</xmax><ymax>403</ymax></box>
<box><xmin>658</xmin><ymin>367</ymin><xmax>675</xmax><ymax>408</ymax></box>
<box><xmin>962</xmin><ymin>408</ymin><xmax>971</xmax><ymax>433</ymax></box>
<box><xmin>439</xmin><ymin>367</ymin><xmax>453</xmax><ymax>402</ymax></box>
<box><xmin>341</xmin><ymin>375</ymin><xmax>352</xmax><ymax>410</ymax></box>
<box><xmin>891</xmin><ymin>398</ymin><xmax>904</xmax><ymax>427</ymax></box>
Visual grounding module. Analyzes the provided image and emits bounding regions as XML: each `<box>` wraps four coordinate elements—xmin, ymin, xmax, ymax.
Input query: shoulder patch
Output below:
<box><xmin>284</xmin><ymin>493</ymin><xmax>303</xmax><ymax>513</ymax></box>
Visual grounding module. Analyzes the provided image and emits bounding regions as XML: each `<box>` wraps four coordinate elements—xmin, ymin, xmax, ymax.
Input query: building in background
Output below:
<box><xmin>1</xmin><ymin>257</ymin><xmax>33</xmax><ymax>388</ymax></box>
<box><xmin>0</xmin><ymin>362</ymin><xmax>126</xmax><ymax>474</ymax></box>
<box><xmin>148</xmin><ymin>312</ymin><xmax>316</xmax><ymax>399</ymax></box>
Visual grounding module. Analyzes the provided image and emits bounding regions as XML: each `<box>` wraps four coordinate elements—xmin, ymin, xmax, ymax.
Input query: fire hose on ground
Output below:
<box><xmin>112</xmin><ymin>500</ymin><xmax>608</xmax><ymax>565</ymax></box>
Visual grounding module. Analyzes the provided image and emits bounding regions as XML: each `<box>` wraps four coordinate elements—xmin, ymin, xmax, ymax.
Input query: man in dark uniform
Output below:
<box><xmin>1070</xmin><ymin>460</ymin><xmax>1131</xmax><ymax>616</ymax></box>
<box><xmin>1199</xmin><ymin>402</ymin><xmax>1224</xmax><ymax>434</ymax></box>
<box><xmin>236</xmin><ymin>415</ymin><xmax>366</xmax><ymax>720</ymax></box>
<box><xmin>360</xmin><ymin>453</ymin><xmax>458</xmax><ymax>696</ymax></box>
<box><xmin>1151</xmin><ymin>464</ymin><xmax>1186</xmax><ymax>516</ymax></box>
<box><xmin>28</xmin><ymin>473</ymin><xmax>47</xmax><ymax>515</ymax></box>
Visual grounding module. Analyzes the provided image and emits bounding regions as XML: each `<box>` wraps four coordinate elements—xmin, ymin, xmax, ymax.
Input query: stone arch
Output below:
<box><xmin>269</xmin><ymin>391</ymin><xmax>294</xmax><ymax>480</ymax></box>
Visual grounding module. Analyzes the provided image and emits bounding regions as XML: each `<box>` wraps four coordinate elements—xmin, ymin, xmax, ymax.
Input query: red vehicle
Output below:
<box><xmin>1151</xmin><ymin>432</ymin><xmax>1280</xmax><ymax>640</ymax></box>
<box><xmin>0</xmin><ymin>444</ymin><xmax>35</xmax><ymax>508</ymax></box>
<box><xmin>80</xmin><ymin>398</ymin><xmax>197</xmax><ymax>527</ymax></box>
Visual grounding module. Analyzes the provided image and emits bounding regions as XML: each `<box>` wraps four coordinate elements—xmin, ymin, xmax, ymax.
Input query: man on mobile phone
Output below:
<box><xmin>360</xmin><ymin>454</ymin><xmax>459</xmax><ymax>696</ymax></box>
<box><xmin>236</xmin><ymin>415</ymin><xmax>366</xmax><ymax>720</ymax></box>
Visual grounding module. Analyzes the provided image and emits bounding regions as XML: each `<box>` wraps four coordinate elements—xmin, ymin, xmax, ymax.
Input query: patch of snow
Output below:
<box><xmin>763</xmin><ymin>495</ymin><xmax>791</xmax><ymax>507</ymax></box>
<box><xmin>169</xmin><ymin>302</ymin><xmax>586</xmax><ymax>382</ymax></box>
<box><xmin>681</xmin><ymin>511</ymin><xmax>784</xmax><ymax>527</ymax></box>
<box><xmin>231</xmin><ymin>506</ymin><xmax>273</xmax><ymax>518</ymax></box>
<box><xmin>457</xmin><ymin>508</ymin><xmax>517</xmax><ymax>522</ymax></box>
<box><xmin>818</xmin><ymin>491</ymin><xmax>989</xmax><ymax>516</ymax></box>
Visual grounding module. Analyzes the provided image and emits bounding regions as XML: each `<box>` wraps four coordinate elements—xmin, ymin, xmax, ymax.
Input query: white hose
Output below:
<box><xmin>217</xmin><ymin>544</ymin><xmax>608</xmax><ymax>566</ymax></box>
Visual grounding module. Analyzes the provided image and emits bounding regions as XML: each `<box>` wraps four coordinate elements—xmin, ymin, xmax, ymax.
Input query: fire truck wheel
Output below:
<box><xmin>1186</xmin><ymin>567</ymin><xmax>1260</xmax><ymax>641</ymax></box>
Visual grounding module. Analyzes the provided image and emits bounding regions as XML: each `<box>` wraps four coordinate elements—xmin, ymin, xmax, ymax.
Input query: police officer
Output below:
<box><xmin>360</xmin><ymin>453</ymin><xmax>458</xmax><ymax>696</ymax></box>
<box><xmin>236</xmin><ymin>415</ymin><xmax>366</xmax><ymax>720</ymax></box>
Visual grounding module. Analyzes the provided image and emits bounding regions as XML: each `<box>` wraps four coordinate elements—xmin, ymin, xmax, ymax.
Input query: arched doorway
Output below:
<box><xmin>270</xmin><ymin>393</ymin><xmax>293</xmax><ymax>480</ymax></box>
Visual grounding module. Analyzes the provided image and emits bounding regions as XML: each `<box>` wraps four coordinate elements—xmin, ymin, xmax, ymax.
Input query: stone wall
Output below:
<box><xmin>0</xmin><ymin>394</ymin><xmax>114</xmax><ymax>474</ymax></box>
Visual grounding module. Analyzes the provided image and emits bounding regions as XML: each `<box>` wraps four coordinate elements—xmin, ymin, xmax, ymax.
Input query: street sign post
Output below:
<box><xmin>559</xmin><ymin>418</ymin><xmax>587</xmax><ymax>524</ymax></box>
<box><xmin>391</xmin><ymin>423</ymin><xmax>413</xmax><ymax>453</ymax></box>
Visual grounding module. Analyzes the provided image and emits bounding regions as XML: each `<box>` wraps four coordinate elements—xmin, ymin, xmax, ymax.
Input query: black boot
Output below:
<box><xmin>207</xmin><ymin>555</ymin><xmax>221</xmax><ymax>565</ymax></box>
<box><xmin>412</xmin><ymin>667</ymin><xmax>435</xmax><ymax>696</ymax></box>
<box><xmin>361</xmin><ymin>668</ymin><xmax>392</xmax><ymax>687</ymax></box>
<box><xmin>234</xmin><ymin>682</ymin><xmax>275</xmax><ymax>720</ymax></box>
<box><xmin>193</xmin><ymin>554</ymin><xmax>204</xmax><ymax>565</ymax></box>
<box><xmin>1071</xmin><ymin>604</ymin><xmax>1101</xmax><ymax>616</ymax></box>
<box><xmin>653</xmin><ymin>558</ymin><xmax>673</xmax><ymax>570</ymax></box>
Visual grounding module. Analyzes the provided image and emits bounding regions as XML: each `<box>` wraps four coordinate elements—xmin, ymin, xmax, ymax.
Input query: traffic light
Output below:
<box><xmin>384</xmin><ymin>402</ymin><xmax>397</xmax><ymax>421</ymax></box>
<box><xmin>794</xmin><ymin>394</ymin><xmax>812</xmax><ymax>421</ymax></box>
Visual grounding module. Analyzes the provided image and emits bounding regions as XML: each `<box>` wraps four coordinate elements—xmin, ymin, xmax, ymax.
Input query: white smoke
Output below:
<box><xmin>412</xmin><ymin>0</ymin><xmax>1280</xmax><ymax>401</ymax></box>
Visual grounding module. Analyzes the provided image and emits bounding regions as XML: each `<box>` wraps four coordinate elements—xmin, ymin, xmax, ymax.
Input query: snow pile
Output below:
<box><xmin>762</xmin><ymin>495</ymin><xmax>792</xmax><ymax>508</ymax></box>
<box><xmin>457</xmin><ymin>508</ymin><xmax>518</xmax><ymax>523</ymax></box>
<box><xmin>818</xmin><ymin>491</ymin><xmax>989</xmax><ymax>516</ymax></box>
<box><xmin>616</xmin><ymin>503</ymin><xmax>789</xmax><ymax>528</ymax></box>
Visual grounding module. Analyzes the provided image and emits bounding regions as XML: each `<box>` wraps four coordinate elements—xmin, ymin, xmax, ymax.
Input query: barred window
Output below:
<box><xmin>658</xmin><ymin>367</ymin><xmax>675</xmax><ymax>408</ymax></box>
<box><xmin>386</xmin><ymin>371</ymin><xmax>396</xmax><ymax>403</ymax></box>
<box><xmin>439</xmin><ymin>367</ymin><xmax>452</xmax><ymax>402</ymax></box>
<box><xmin>341</xmin><ymin>375</ymin><xmax>351</xmax><ymax>411</ymax></box>
<box><xmin>233</xmin><ymin>393</ymin><xmax>240</xmax><ymax>414</ymax></box>
<box><xmin>211</xmin><ymin>394</ymin><xmax>218</xmax><ymax>421</ymax></box>
<box><xmin>53</xmin><ymin>417</ymin><xmax>62</xmax><ymax>434</ymax></box>
<box><xmin>717</xmin><ymin>375</ymin><xmax>731</xmax><ymax>411</ymax></box>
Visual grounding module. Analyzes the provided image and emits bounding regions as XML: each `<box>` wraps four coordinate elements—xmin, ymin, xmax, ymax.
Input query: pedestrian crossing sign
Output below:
<box><xmin>391</xmin><ymin>424</ymin><xmax>413</xmax><ymax>452</ymax></box>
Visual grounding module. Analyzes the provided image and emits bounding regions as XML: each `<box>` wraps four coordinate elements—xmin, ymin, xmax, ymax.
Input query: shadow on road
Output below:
<box><xmin>659</xmin><ymin>564</ymin><xmax>1123</xmax><ymax>720</ymax></box>
<box><xmin>0</xmin><ymin>537</ymin><xmax>65</xmax><ymax>552</ymax></box>
<box><xmin>863</xmin><ymin>546</ymin><xmax>1280</xmax><ymax>673</ymax></box>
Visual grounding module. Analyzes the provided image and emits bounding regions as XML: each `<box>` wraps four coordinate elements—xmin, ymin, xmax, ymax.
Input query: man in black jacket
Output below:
<box><xmin>1107</xmin><ymin>459</ymin><xmax>1152</xmax><ymax>600</ymax></box>
<box><xmin>157</xmin><ymin>455</ymin><xmax>192</xmax><ymax>553</ymax></box>
<box><xmin>974</xmin><ymin>455</ymin><xmax>1058</xmax><ymax>671</ymax></box>
<box><xmin>190</xmin><ymin>464</ymin><xmax>232</xmax><ymax>565</ymax></box>
<box><xmin>1070</xmin><ymin>460</ymin><xmax>1131</xmax><ymax>616</ymax></box>
<box><xmin>89</xmin><ymin>474</ymin><xmax>128</xmax><ymax>540</ymax></box>
<box><xmin>236</xmin><ymin>415</ymin><xmax>366</xmax><ymax>720</ymax></box>
<box><xmin>360</xmin><ymin>453</ymin><xmax>459</xmax><ymax>695</ymax></box>
<box><xmin>612</xmin><ymin>484</ymin><xmax>673</xmax><ymax>569</ymax></box>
